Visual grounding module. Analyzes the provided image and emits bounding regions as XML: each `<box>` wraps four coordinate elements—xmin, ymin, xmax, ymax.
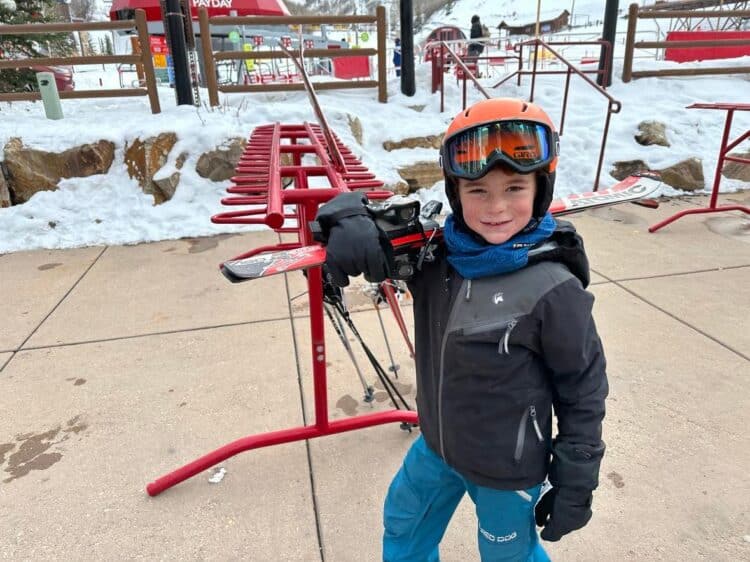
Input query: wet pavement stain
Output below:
<box><xmin>705</xmin><ymin>216</ymin><xmax>750</xmax><ymax>243</ymax></box>
<box><xmin>336</xmin><ymin>394</ymin><xmax>359</xmax><ymax>416</ymax></box>
<box><xmin>607</xmin><ymin>471</ymin><xmax>625</xmax><ymax>489</ymax></box>
<box><xmin>38</xmin><ymin>263</ymin><xmax>62</xmax><ymax>271</ymax></box>
<box><xmin>185</xmin><ymin>234</ymin><xmax>231</xmax><ymax>254</ymax></box>
<box><xmin>0</xmin><ymin>443</ymin><xmax>14</xmax><ymax>464</ymax></box>
<box><xmin>1</xmin><ymin>416</ymin><xmax>88</xmax><ymax>483</ymax></box>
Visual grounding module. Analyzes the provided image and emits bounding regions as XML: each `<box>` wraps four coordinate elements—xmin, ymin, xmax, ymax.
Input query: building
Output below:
<box><xmin>497</xmin><ymin>10</ymin><xmax>570</xmax><ymax>36</ymax></box>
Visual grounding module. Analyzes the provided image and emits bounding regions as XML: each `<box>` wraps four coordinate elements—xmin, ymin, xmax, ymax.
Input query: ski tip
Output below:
<box><xmin>631</xmin><ymin>198</ymin><xmax>660</xmax><ymax>209</ymax></box>
<box><xmin>220</xmin><ymin>265</ymin><xmax>246</xmax><ymax>284</ymax></box>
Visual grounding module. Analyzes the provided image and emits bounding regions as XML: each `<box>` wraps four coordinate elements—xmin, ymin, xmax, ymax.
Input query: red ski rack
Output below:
<box><xmin>650</xmin><ymin>102</ymin><xmax>750</xmax><ymax>232</ymax></box>
<box><xmin>146</xmin><ymin>122</ymin><xmax>418</xmax><ymax>496</ymax></box>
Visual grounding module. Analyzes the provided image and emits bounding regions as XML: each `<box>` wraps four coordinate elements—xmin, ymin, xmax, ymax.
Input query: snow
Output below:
<box><xmin>0</xmin><ymin>0</ymin><xmax>748</xmax><ymax>254</ymax></box>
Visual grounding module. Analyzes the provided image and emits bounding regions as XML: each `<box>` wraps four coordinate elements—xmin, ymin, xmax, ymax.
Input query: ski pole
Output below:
<box><xmin>324</xmin><ymin>302</ymin><xmax>374</xmax><ymax>403</ymax></box>
<box><xmin>374</xmin><ymin>300</ymin><xmax>400</xmax><ymax>379</ymax></box>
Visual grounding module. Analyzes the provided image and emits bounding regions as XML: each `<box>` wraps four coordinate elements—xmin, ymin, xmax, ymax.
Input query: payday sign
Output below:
<box><xmin>193</xmin><ymin>0</ymin><xmax>234</xmax><ymax>7</ymax></box>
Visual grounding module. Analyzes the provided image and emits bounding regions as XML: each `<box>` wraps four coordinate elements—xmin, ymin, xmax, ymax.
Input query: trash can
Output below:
<box><xmin>36</xmin><ymin>72</ymin><xmax>64</xmax><ymax>120</ymax></box>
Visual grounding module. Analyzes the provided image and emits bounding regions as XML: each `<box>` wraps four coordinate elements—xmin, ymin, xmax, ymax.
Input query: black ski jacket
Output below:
<box><xmin>407</xmin><ymin>221</ymin><xmax>608</xmax><ymax>492</ymax></box>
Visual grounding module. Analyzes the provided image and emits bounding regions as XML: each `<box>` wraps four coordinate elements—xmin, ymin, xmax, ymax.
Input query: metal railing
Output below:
<box><xmin>428</xmin><ymin>37</ymin><xmax>621</xmax><ymax>189</ymax></box>
<box><xmin>494</xmin><ymin>38</ymin><xmax>622</xmax><ymax>190</ymax></box>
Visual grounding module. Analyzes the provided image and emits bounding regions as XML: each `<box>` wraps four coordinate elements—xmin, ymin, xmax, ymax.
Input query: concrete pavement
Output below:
<box><xmin>1</xmin><ymin>192</ymin><xmax>748</xmax><ymax>561</ymax></box>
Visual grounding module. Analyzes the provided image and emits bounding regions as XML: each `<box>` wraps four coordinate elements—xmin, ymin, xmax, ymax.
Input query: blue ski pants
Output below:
<box><xmin>383</xmin><ymin>436</ymin><xmax>550</xmax><ymax>562</ymax></box>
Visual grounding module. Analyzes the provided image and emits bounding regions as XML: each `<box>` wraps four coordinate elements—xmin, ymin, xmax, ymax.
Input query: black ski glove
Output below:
<box><xmin>535</xmin><ymin>486</ymin><xmax>593</xmax><ymax>542</ymax></box>
<box><xmin>312</xmin><ymin>192</ymin><xmax>392</xmax><ymax>287</ymax></box>
<box><xmin>536</xmin><ymin>440</ymin><xmax>605</xmax><ymax>541</ymax></box>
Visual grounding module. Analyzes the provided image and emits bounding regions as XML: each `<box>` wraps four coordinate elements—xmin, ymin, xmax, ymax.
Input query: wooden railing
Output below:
<box><xmin>622</xmin><ymin>3</ymin><xmax>750</xmax><ymax>82</ymax></box>
<box><xmin>0</xmin><ymin>10</ymin><xmax>160</xmax><ymax>113</ymax></box>
<box><xmin>198</xmin><ymin>6</ymin><xmax>388</xmax><ymax>106</ymax></box>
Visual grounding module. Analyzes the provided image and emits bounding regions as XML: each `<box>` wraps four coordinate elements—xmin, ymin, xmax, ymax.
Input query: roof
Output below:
<box><xmin>109</xmin><ymin>0</ymin><xmax>290</xmax><ymax>21</ymax></box>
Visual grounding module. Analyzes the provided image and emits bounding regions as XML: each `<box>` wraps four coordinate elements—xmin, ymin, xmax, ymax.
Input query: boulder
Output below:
<box><xmin>386</xmin><ymin>181</ymin><xmax>410</xmax><ymax>196</ymax></box>
<box><xmin>635</xmin><ymin>120</ymin><xmax>670</xmax><ymax>147</ymax></box>
<box><xmin>195</xmin><ymin>138</ymin><xmax>246</xmax><ymax>182</ymax></box>
<box><xmin>657</xmin><ymin>157</ymin><xmax>705</xmax><ymax>191</ymax></box>
<box><xmin>610</xmin><ymin>159</ymin><xmax>651</xmax><ymax>181</ymax></box>
<box><xmin>3</xmin><ymin>137</ymin><xmax>115</xmax><ymax>203</ymax></box>
<box><xmin>397</xmin><ymin>161</ymin><xmax>443</xmax><ymax>192</ymax></box>
<box><xmin>722</xmin><ymin>150</ymin><xmax>750</xmax><ymax>182</ymax></box>
<box><xmin>152</xmin><ymin>152</ymin><xmax>188</xmax><ymax>201</ymax></box>
<box><xmin>124</xmin><ymin>133</ymin><xmax>178</xmax><ymax>204</ymax></box>
<box><xmin>383</xmin><ymin>134</ymin><xmax>443</xmax><ymax>151</ymax></box>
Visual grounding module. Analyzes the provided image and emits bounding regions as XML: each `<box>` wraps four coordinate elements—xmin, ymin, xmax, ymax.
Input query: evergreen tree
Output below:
<box><xmin>103</xmin><ymin>34</ymin><xmax>114</xmax><ymax>56</ymax></box>
<box><xmin>0</xmin><ymin>0</ymin><xmax>75</xmax><ymax>93</ymax></box>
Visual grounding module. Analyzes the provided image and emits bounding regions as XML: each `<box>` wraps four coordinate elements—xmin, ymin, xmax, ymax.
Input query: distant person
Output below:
<box><xmin>468</xmin><ymin>14</ymin><xmax>486</xmax><ymax>59</ymax></box>
<box><xmin>393</xmin><ymin>37</ymin><xmax>402</xmax><ymax>77</ymax></box>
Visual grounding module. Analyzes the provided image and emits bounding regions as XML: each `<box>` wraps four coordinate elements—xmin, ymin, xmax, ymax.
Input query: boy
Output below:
<box><xmin>314</xmin><ymin>98</ymin><xmax>608</xmax><ymax>561</ymax></box>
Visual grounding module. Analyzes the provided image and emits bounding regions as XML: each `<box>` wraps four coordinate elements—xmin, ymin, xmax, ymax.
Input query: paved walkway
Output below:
<box><xmin>1</xmin><ymin>192</ymin><xmax>748</xmax><ymax>561</ymax></box>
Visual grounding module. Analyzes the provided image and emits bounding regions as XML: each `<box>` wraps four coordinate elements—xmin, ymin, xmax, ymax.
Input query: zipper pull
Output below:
<box><xmin>465</xmin><ymin>279</ymin><xmax>472</xmax><ymax>301</ymax></box>
<box><xmin>530</xmin><ymin>406</ymin><xmax>543</xmax><ymax>442</ymax></box>
<box><xmin>499</xmin><ymin>319</ymin><xmax>517</xmax><ymax>354</ymax></box>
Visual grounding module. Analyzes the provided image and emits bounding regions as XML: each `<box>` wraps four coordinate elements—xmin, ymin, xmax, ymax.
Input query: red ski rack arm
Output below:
<box><xmin>211</xmin><ymin>122</ymin><xmax>392</xmax><ymax>237</ymax></box>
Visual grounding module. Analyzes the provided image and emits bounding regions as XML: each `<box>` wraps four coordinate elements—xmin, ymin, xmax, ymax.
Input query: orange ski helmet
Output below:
<box><xmin>440</xmin><ymin>98</ymin><xmax>559</xmax><ymax>230</ymax></box>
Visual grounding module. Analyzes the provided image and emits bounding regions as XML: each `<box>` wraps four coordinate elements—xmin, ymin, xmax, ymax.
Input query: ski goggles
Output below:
<box><xmin>442</xmin><ymin>120</ymin><xmax>558</xmax><ymax>179</ymax></box>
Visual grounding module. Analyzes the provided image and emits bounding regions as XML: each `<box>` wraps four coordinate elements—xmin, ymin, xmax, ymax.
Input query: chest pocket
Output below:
<box><xmin>461</xmin><ymin>318</ymin><xmax>518</xmax><ymax>355</ymax></box>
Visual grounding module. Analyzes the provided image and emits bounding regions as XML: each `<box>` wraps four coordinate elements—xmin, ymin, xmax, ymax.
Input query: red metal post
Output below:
<box><xmin>649</xmin><ymin>103</ymin><xmax>750</xmax><ymax>232</ymax></box>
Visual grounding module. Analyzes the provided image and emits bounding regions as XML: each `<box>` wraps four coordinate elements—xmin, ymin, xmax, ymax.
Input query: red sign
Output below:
<box><xmin>281</xmin><ymin>36</ymin><xmax>292</xmax><ymax>48</ymax></box>
<box><xmin>664</xmin><ymin>31</ymin><xmax>750</xmax><ymax>63</ymax></box>
<box><xmin>149</xmin><ymin>35</ymin><xmax>168</xmax><ymax>55</ymax></box>
<box><xmin>332</xmin><ymin>56</ymin><xmax>371</xmax><ymax>79</ymax></box>
<box><xmin>304</xmin><ymin>39</ymin><xmax>314</xmax><ymax>49</ymax></box>
<box><xmin>253</xmin><ymin>35</ymin><xmax>264</xmax><ymax>46</ymax></box>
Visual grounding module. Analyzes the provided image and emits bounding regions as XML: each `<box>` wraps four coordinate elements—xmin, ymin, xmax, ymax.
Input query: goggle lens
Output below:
<box><xmin>446</xmin><ymin>121</ymin><xmax>554</xmax><ymax>178</ymax></box>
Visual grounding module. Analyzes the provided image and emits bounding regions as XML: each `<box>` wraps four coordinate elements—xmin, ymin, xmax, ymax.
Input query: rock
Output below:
<box><xmin>722</xmin><ymin>150</ymin><xmax>750</xmax><ymax>182</ymax></box>
<box><xmin>386</xmin><ymin>181</ymin><xmax>410</xmax><ymax>196</ymax></box>
<box><xmin>152</xmin><ymin>152</ymin><xmax>187</xmax><ymax>201</ymax></box>
<box><xmin>0</xmin><ymin>163</ymin><xmax>10</xmax><ymax>207</ymax></box>
<box><xmin>347</xmin><ymin>114</ymin><xmax>363</xmax><ymax>146</ymax></box>
<box><xmin>657</xmin><ymin>157</ymin><xmax>705</xmax><ymax>191</ymax></box>
<box><xmin>635</xmin><ymin>120</ymin><xmax>670</xmax><ymax>147</ymax></box>
<box><xmin>397</xmin><ymin>161</ymin><xmax>443</xmax><ymax>192</ymax></box>
<box><xmin>124</xmin><ymin>133</ymin><xmax>178</xmax><ymax>204</ymax></box>
<box><xmin>3</xmin><ymin>137</ymin><xmax>115</xmax><ymax>203</ymax></box>
<box><xmin>383</xmin><ymin>134</ymin><xmax>443</xmax><ymax>151</ymax></box>
<box><xmin>610</xmin><ymin>159</ymin><xmax>650</xmax><ymax>181</ymax></box>
<box><xmin>195</xmin><ymin>138</ymin><xmax>246</xmax><ymax>182</ymax></box>
<box><xmin>408</xmin><ymin>105</ymin><xmax>427</xmax><ymax>113</ymax></box>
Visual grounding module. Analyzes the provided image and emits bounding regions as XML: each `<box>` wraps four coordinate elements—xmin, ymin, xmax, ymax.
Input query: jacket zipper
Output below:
<box><xmin>514</xmin><ymin>405</ymin><xmax>544</xmax><ymax>463</ymax></box>
<box><xmin>438</xmin><ymin>276</ymin><xmax>465</xmax><ymax>460</ymax></box>
<box><xmin>498</xmin><ymin>319</ymin><xmax>517</xmax><ymax>355</ymax></box>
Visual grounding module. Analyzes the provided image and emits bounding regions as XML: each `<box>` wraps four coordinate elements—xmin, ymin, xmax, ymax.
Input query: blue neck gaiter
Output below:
<box><xmin>444</xmin><ymin>213</ymin><xmax>557</xmax><ymax>279</ymax></box>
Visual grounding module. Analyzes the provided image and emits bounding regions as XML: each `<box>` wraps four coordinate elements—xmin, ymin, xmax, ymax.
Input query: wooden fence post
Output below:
<box><xmin>199</xmin><ymin>8</ymin><xmax>220</xmax><ymax>107</ymax></box>
<box><xmin>376</xmin><ymin>5</ymin><xmax>387</xmax><ymax>103</ymax></box>
<box><xmin>622</xmin><ymin>3</ymin><xmax>639</xmax><ymax>83</ymax></box>
<box><xmin>135</xmin><ymin>9</ymin><xmax>161</xmax><ymax>113</ymax></box>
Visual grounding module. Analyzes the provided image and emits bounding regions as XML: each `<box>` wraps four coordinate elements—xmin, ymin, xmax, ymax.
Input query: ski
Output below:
<box><xmin>221</xmin><ymin>174</ymin><xmax>661</xmax><ymax>282</ymax></box>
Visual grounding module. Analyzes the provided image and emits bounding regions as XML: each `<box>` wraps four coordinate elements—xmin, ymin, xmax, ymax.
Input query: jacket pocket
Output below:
<box><xmin>513</xmin><ymin>405</ymin><xmax>545</xmax><ymax>463</ymax></box>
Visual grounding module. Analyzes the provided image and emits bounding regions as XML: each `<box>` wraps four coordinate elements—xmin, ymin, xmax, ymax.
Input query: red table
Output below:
<box><xmin>649</xmin><ymin>102</ymin><xmax>750</xmax><ymax>233</ymax></box>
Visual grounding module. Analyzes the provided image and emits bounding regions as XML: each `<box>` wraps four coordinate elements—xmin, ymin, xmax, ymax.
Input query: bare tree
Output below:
<box><xmin>70</xmin><ymin>0</ymin><xmax>96</xmax><ymax>21</ymax></box>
